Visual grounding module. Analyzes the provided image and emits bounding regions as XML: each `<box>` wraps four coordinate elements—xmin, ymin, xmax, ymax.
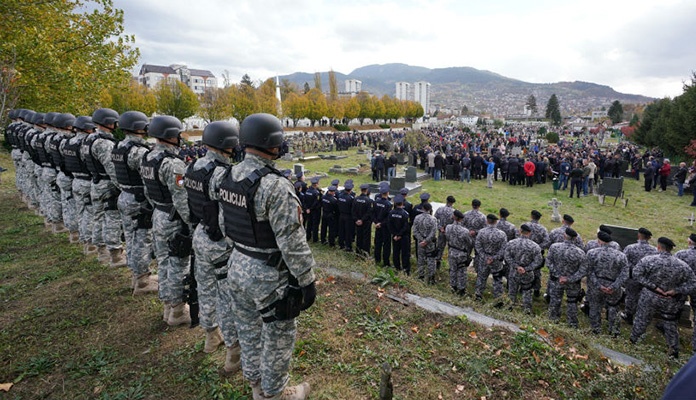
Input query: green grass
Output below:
<box><xmin>0</xmin><ymin>143</ymin><xmax>690</xmax><ymax>399</ymax></box>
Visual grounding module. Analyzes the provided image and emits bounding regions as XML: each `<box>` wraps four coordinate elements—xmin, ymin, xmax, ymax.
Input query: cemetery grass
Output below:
<box><xmin>0</xmin><ymin>148</ymin><xmax>687</xmax><ymax>399</ymax></box>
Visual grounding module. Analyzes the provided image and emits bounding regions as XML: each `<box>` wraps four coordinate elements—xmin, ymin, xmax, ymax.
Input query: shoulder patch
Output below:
<box><xmin>175</xmin><ymin>173</ymin><xmax>185</xmax><ymax>188</ymax></box>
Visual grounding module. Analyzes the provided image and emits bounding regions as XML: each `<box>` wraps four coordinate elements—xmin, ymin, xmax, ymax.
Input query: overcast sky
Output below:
<box><xmin>117</xmin><ymin>0</ymin><xmax>696</xmax><ymax>99</ymax></box>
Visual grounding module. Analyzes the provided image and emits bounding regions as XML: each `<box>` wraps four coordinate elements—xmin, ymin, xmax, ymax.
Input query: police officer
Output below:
<box><xmin>320</xmin><ymin>185</ymin><xmax>339</xmax><ymax>247</ymax></box>
<box><xmin>474</xmin><ymin>214</ymin><xmax>508</xmax><ymax>302</ymax></box>
<box><xmin>83</xmin><ymin>108</ymin><xmax>124</xmax><ymax>265</ymax></box>
<box><xmin>32</xmin><ymin>112</ymin><xmax>62</xmax><ymax>232</ymax></box>
<box><xmin>373</xmin><ymin>185</ymin><xmax>392</xmax><ymax>267</ymax></box>
<box><xmin>400</xmin><ymin>188</ymin><xmax>414</xmax><ymax>225</ymax></box>
<box><xmin>413</xmin><ymin>202</ymin><xmax>438</xmax><ymax>284</ymax></box>
<box><xmin>585</xmin><ymin>225</ymin><xmax>621</xmax><ymax>252</ymax></box>
<box><xmin>218</xmin><ymin>113</ymin><xmax>314</xmax><ymax>399</ymax></box>
<box><xmin>497</xmin><ymin>208</ymin><xmax>517</xmax><ymax>242</ymax></box>
<box><xmin>304</xmin><ymin>177</ymin><xmax>322</xmax><ymax>243</ymax></box>
<box><xmin>140</xmin><ymin>115</ymin><xmax>191</xmax><ymax>327</ymax></box>
<box><xmin>547</xmin><ymin>228</ymin><xmax>587</xmax><ymax>328</ymax></box>
<box><xmin>388</xmin><ymin>195</ymin><xmax>411</xmax><ymax>274</ymax></box>
<box><xmin>434</xmin><ymin>195</ymin><xmax>456</xmax><ymax>267</ymax></box>
<box><xmin>111</xmin><ymin>111</ymin><xmax>157</xmax><ymax>292</ymax></box>
<box><xmin>446</xmin><ymin>210</ymin><xmax>473</xmax><ymax>296</ymax></box>
<box><xmin>504</xmin><ymin>224</ymin><xmax>542</xmax><ymax>313</ymax></box>
<box><xmin>630</xmin><ymin>237</ymin><xmax>696</xmax><ymax>358</ymax></box>
<box><xmin>675</xmin><ymin>233</ymin><xmax>696</xmax><ymax>351</ymax></box>
<box><xmin>549</xmin><ymin>214</ymin><xmax>584</xmax><ymax>248</ymax></box>
<box><xmin>19</xmin><ymin>111</ymin><xmax>41</xmax><ymax>211</ymax></box>
<box><xmin>412</xmin><ymin>192</ymin><xmax>430</xmax><ymax>220</ymax></box>
<box><xmin>621</xmin><ymin>227</ymin><xmax>657</xmax><ymax>325</ymax></box>
<box><xmin>462</xmin><ymin>199</ymin><xmax>486</xmax><ymax>236</ymax></box>
<box><xmin>64</xmin><ymin>116</ymin><xmax>98</xmax><ymax>254</ymax></box>
<box><xmin>50</xmin><ymin>113</ymin><xmax>78</xmax><ymax>241</ymax></box>
<box><xmin>352</xmin><ymin>183</ymin><xmax>373</xmax><ymax>257</ymax></box>
<box><xmin>337</xmin><ymin>181</ymin><xmax>355</xmax><ymax>252</ymax></box>
<box><xmin>528</xmin><ymin>210</ymin><xmax>550</xmax><ymax>298</ymax></box>
<box><xmin>185</xmin><ymin>121</ymin><xmax>240</xmax><ymax>371</ymax></box>
<box><xmin>586</xmin><ymin>231</ymin><xmax>629</xmax><ymax>336</ymax></box>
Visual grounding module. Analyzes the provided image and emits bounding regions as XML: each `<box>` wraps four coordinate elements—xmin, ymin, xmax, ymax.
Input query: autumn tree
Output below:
<box><xmin>199</xmin><ymin>87</ymin><xmax>233</xmax><ymax>122</ymax></box>
<box><xmin>328</xmin><ymin>70</ymin><xmax>338</xmax><ymax>102</ymax></box>
<box><xmin>154</xmin><ymin>80</ymin><xmax>199</xmax><ymax>121</ymax></box>
<box><xmin>102</xmin><ymin>80</ymin><xmax>157</xmax><ymax>116</ymax></box>
<box><xmin>280</xmin><ymin>79</ymin><xmax>299</xmax><ymax>101</ymax></box>
<box><xmin>305</xmin><ymin>88</ymin><xmax>328</xmax><ymax>126</ymax></box>
<box><xmin>0</xmin><ymin>0</ymin><xmax>139</xmax><ymax>115</ymax></box>
<box><xmin>283</xmin><ymin>93</ymin><xmax>310</xmax><ymax>127</ymax></box>
<box><xmin>356</xmin><ymin>92</ymin><xmax>375</xmax><ymax>125</ymax></box>
<box><xmin>545</xmin><ymin>94</ymin><xmax>562</xmax><ymax>126</ymax></box>
<box><xmin>257</xmin><ymin>78</ymin><xmax>279</xmax><ymax>116</ymax></box>
<box><xmin>343</xmin><ymin>97</ymin><xmax>360</xmax><ymax>124</ymax></box>
<box><xmin>314</xmin><ymin>72</ymin><xmax>322</xmax><ymax>92</ymax></box>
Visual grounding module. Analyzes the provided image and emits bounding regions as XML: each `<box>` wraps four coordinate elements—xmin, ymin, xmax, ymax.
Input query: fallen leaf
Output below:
<box><xmin>635</xmin><ymin>387</ymin><xmax>643</xmax><ymax>393</ymax></box>
<box><xmin>554</xmin><ymin>336</ymin><xmax>565</xmax><ymax>347</ymax></box>
<box><xmin>357</xmin><ymin>332</ymin><xmax>363</xmax><ymax>337</ymax></box>
<box><xmin>495</xmin><ymin>349</ymin><xmax>502</xmax><ymax>356</ymax></box>
<box><xmin>482</xmin><ymin>343</ymin><xmax>491</xmax><ymax>350</ymax></box>
<box><xmin>468</xmin><ymin>331</ymin><xmax>478</xmax><ymax>339</ymax></box>
<box><xmin>377</xmin><ymin>292</ymin><xmax>384</xmax><ymax>299</ymax></box>
<box><xmin>460</xmin><ymin>340</ymin><xmax>469</xmax><ymax>348</ymax></box>
<box><xmin>326</xmin><ymin>276</ymin><xmax>336</xmax><ymax>283</ymax></box>
<box><xmin>426</xmin><ymin>333</ymin><xmax>432</xmax><ymax>338</ymax></box>
<box><xmin>457</xmin><ymin>384</ymin><xmax>464</xmax><ymax>391</ymax></box>
<box><xmin>411</xmin><ymin>326</ymin><xmax>420</xmax><ymax>333</ymax></box>
<box><xmin>375</xmin><ymin>306</ymin><xmax>381</xmax><ymax>314</ymax></box>
<box><xmin>606</xmin><ymin>365</ymin><xmax>614</xmax><ymax>373</ymax></box>
<box><xmin>343</xmin><ymin>318</ymin><xmax>348</xmax><ymax>323</ymax></box>
<box><xmin>574</xmin><ymin>354</ymin><xmax>588</xmax><ymax>360</ymax></box>
<box><xmin>438</xmin><ymin>395</ymin><xmax>443</xmax><ymax>400</ymax></box>
<box><xmin>532</xmin><ymin>351</ymin><xmax>540</xmax><ymax>364</ymax></box>
<box><xmin>325</xmin><ymin>292</ymin><xmax>331</xmax><ymax>297</ymax></box>
<box><xmin>537</xmin><ymin>328</ymin><xmax>549</xmax><ymax>338</ymax></box>
<box><xmin>349</xmin><ymin>290</ymin><xmax>354</xmax><ymax>295</ymax></box>
<box><xmin>452</xmin><ymin>365</ymin><xmax>458</xmax><ymax>372</ymax></box>
<box><xmin>299</xmin><ymin>350</ymin><xmax>306</xmax><ymax>357</ymax></box>
<box><xmin>434</xmin><ymin>322</ymin><xmax>441</xmax><ymax>329</ymax></box>
<box><xmin>569</xmin><ymin>347</ymin><xmax>577</xmax><ymax>353</ymax></box>
<box><xmin>573</xmin><ymin>381</ymin><xmax>581</xmax><ymax>388</ymax></box>
<box><xmin>377</xmin><ymin>287</ymin><xmax>385</xmax><ymax>292</ymax></box>
<box><xmin>481</xmin><ymin>396</ymin><xmax>487</xmax><ymax>400</ymax></box>
<box><xmin>0</xmin><ymin>383</ymin><xmax>13</xmax><ymax>392</ymax></box>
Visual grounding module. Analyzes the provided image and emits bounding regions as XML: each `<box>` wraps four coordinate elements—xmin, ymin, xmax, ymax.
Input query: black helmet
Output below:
<box><xmin>44</xmin><ymin>112</ymin><xmax>60</xmax><ymax>126</ymax></box>
<box><xmin>239</xmin><ymin>113</ymin><xmax>283</xmax><ymax>149</ymax></box>
<box><xmin>8</xmin><ymin>109</ymin><xmax>18</xmax><ymax>119</ymax></box>
<box><xmin>53</xmin><ymin>113</ymin><xmax>76</xmax><ymax>129</ymax></box>
<box><xmin>31</xmin><ymin>112</ymin><xmax>46</xmax><ymax>125</ymax></box>
<box><xmin>148</xmin><ymin>115</ymin><xmax>183</xmax><ymax>139</ymax></box>
<box><xmin>92</xmin><ymin>108</ymin><xmax>119</xmax><ymax>127</ymax></box>
<box><xmin>118</xmin><ymin>111</ymin><xmax>149</xmax><ymax>132</ymax></box>
<box><xmin>202</xmin><ymin>121</ymin><xmax>239</xmax><ymax>150</ymax></box>
<box><xmin>74</xmin><ymin>116</ymin><xmax>97</xmax><ymax>132</ymax></box>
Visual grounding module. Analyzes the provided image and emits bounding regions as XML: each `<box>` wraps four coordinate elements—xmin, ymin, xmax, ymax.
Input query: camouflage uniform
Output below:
<box><xmin>585</xmin><ymin>239</ymin><xmax>620</xmax><ymax>252</ymax></box>
<box><xmin>54</xmin><ymin>131</ymin><xmax>77</xmax><ymax>232</ymax></box>
<box><xmin>497</xmin><ymin>218</ymin><xmax>518</xmax><ymax>242</ymax></box>
<box><xmin>143</xmin><ymin>143</ymin><xmax>190</xmax><ymax>304</ymax></box>
<box><xmin>445</xmin><ymin>221</ymin><xmax>473</xmax><ymax>292</ymax></box>
<box><xmin>84</xmin><ymin>128</ymin><xmax>123</xmax><ymax>251</ymax></box>
<box><xmin>586</xmin><ymin>245</ymin><xmax>629</xmax><ymax>335</ymax></box>
<box><xmin>674</xmin><ymin>246</ymin><xmax>696</xmax><ymax>350</ymax></box>
<box><xmin>462</xmin><ymin>209</ymin><xmax>486</xmax><ymax>234</ymax></box>
<box><xmin>32</xmin><ymin>127</ymin><xmax>61</xmax><ymax>223</ymax></box>
<box><xmin>504</xmin><ymin>236</ymin><xmax>542</xmax><ymax>312</ymax></box>
<box><xmin>630</xmin><ymin>251</ymin><xmax>696</xmax><ymax>356</ymax></box>
<box><xmin>547</xmin><ymin>240</ymin><xmax>587</xmax><ymax>327</ymax></box>
<box><xmin>20</xmin><ymin>128</ymin><xmax>41</xmax><ymax>208</ymax></box>
<box><xmin>68</xmin><ymin>131</ymin><xmax>95</xmax><ymax>244</ymax></box>
<box><xmin>474</xmin><ymin>224</ymin><xmax>508</xmax><ymax>299</ymax></box>
<box><xmin>549</xmin><ymin>225</ymin><xmax>584</xmax><ymax>249</ymax></box>
<box><xmin>222</xmin><ymin>153</ymin><xmax>315</xmax><ymax>397</ymax></box>
<box><xmin>622</xmin><ymin>240</ymin><xmax>658</xmax><ymax>318</ymax></box>
<box><xmin>413</xmin><ymin>212</ymin><xmax>438</xmax><ymax>281</ymax></box>
<box><xmin>434</xmin><ymin>204</ymin><xmax>455</xmax><ymax>261</ymax></box>
<box><xmin>528</xmin><ymin>219</ymin><xmax>550</xmax><ymax>293</ymax></box>
<box><xmin>114</xmin><ymin>135</ymin><xmax>152</xmax><ymax>276</ymax></box>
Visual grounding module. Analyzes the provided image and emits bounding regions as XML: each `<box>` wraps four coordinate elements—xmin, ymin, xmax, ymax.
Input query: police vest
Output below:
<box><xmin>62</xmin><ymin>137</ymin><xmax>90</xmax><ymax>178</ymax></box>
<box><xmin>112</xmin><ymin>140</ymin><xmax>149</xmax><ymax>188</ymax></box>
<box><xmin>82</xmin><ymin>133</ymin><xmax>115</xmax><ymax>181</ymax></box>
<box><xmin>141</xmin><ymin>151</ymin><xmax>177</xmax><ymax>205</ymax></box>
<box><xmin>6</xmin><ymin>124</ymin><xmax>18</xmax><ymax>149</ymax></box>
<box><xmin>47</xmin><ymin>134</ymin><xmax>65</xmax><ymax>173</ymax></box>
<box><xmin>24</xmin><ymin>130</ymin><xmax>41</xmax><ymax>165</ymax></box>
<box><xmin>218</xmin><ymin>166</ymin><xmax>279</xmax><ymax>249</ymax></box>
<box><xmin>34</xmin><ymin>132</ymin><xmax>51</xmax><ymax>167</ymax></box>
<box><xmin>184</xmin><ymin>159</ymin><xmax>224</xmax><ymax>225</ymax></box>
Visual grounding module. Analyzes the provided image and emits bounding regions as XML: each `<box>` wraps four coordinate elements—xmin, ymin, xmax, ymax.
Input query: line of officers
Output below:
<box><xmin>295</xmin><ymin>180</ymin><xmax>696</xmax><ymax>359</ymax></box>
<box><xmin>5</xmin><ymin>109</ymin><xmax>316</xmax><ymax>400</ymax></box>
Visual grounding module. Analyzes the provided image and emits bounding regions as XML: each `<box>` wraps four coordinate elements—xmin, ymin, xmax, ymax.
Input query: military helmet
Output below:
<box><xmin>30</xmin><ymin>112</ymin><xmax>46</xmax><ymax>125</ymax></box>
<box><xmin>202</xmin><ymin>121</ymin><xmax>239</xmax><ymax>150</ymax></box>
<box><xmin>74</xmin><ymin>116</ymin><xmax>97</xmax><ymax>132</ymax></box>
<box><xmin>8</xmin><ymin>109</ymin><xmax>18</xmax><ymax>119</ymax></box>
<box><xmin>239</xmin><ymin>113</ymin><xmax>283</xmax><ymax>149</ymax></box>
<box><xmin>53</xmin><ymin>113</ymin><xmax>76</xmax><ymax>129</ymax></box>
<box><xmin>92</xmin><ymin>108</ymin><xmax>119</xmax><ymax>128</ymax></box>
<box><xmin>148</xmin><ymin>115</ymin><xmax>182</xmax><ymax>139</ymax></box>
<box><xmin>118</xmin><ymin>111</ymin><xmax>149</xmax><ymax>132</ymax></box>
<box><xmin>19</xmin><ymin>109</ymin><xmax>35</xmax><ymax>122</ymax></box>
<box><xmin>44</xmin><ymin>112</ymin><xmax>60</xmax><ymax>126</ymax></box>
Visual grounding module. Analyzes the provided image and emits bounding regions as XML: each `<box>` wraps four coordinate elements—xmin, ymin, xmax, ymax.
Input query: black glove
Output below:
<box><xmin>300</xmin><ymin>282</ymin><xmax>316</xmax><ymax>311</ymax></box>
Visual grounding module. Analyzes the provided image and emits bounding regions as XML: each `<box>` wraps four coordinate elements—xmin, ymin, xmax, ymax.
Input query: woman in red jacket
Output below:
<box><xmin>658</xmin><ymin>159</ymin><xmax>671</xmax><ymax>192</ymax></box>
<box><xmin>524</xmin><ymin>158</ymin><xmax>536</xmax><ymax>187</ymax></box>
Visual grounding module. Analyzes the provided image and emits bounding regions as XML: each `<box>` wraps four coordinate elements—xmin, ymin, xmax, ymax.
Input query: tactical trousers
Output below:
<box><xmin>416</xmin><ymin>245</ymin><xmax>436</xmax><ymax>279</ymax></box>
<box><xmin>436</xmin><ymin>231</ymin><xmax>447</xmax><ymax>261</ymax></box>
<box><xmin>23</xmin><ymin>156</ymin><xmax>39</xmax><ymax>207</ymax></box>
<box><xmin>117</xmin><ymin>192</ymin><xmax>152</xmax><ymax>276</ymax></box>
<box><xmin>305</xmin><ymin>210</ymin><xmax>321</xmax><ymax>242</ymax></box>
<box><xmin>630</xmin><ymin>291</ymin><xmax>681</xmax><ymax>354</ymax></box>
<box><xmin>72</xmin><ymin>178</ymin><xmax>93</xmax><ymax>243</ymax></box>
<box><xmin>587</xmin><ymin>283</ymin><xmax>622</xmax><ymax>334</ymax></box>
<box><xmin>11</xmin><ymin>149</ymin><xmax>23</xmax><ymax>191</ymax></box>
<box><xmin>320</xmin><ymin>216</ymin><xmax>337</xmax><ymax>246</ymax></box>
<box><xmin>508</xmin><ymin>269</ymin><xmax>534</xmax><ymax>311</ymax></box>
<box><xmin>57</xmin><ymin>172</ymin><xmax>77</xmax><ymax>232</ymax></box>
<box><xmin>40</xmin><ymin>167</ymin><xmax>61</xmax><ymax>222</ymax></box>
<box><xmin>91</xmin><ymin>181</ymin><xmax>123</xmax><ymax>250</ymax></box>
<box><xmin>152</xmin><ymin>209</ymin><xmax>190</xmax><ymax>304</ymax></box>
<box><xmin>374</xmin><ymin>226</ymin><xmax>391</xmax><ymax>265</ymax></box>
<box><xmin>338</xmin><ymin>214</ymin><xmax>354</xmax><ymax>250</ymax></box>
<box><xmin>448</xmin><ymin>252</ymin><xmax>469</xmax><ymax>291</ymax></box>
<box><xmin>623</xmin><ymin>277</ymin><xmax>642</xmax><ymax>316</ymax></box>
<box><xmin>475</xmin><ymin>258</ymin><xmax>505</xmax><ymax>298</ymax></box>
<box><xmin>354</xmin><ymin>222</ymin><xmax>372</xmax><ymax>254</ymax></box>
<box><xmin>392</xmin><ymin>236</ymin><xmax>410</xmax><ymax>273</ymax></box>
<box><xmin>548</xmin><ymin>280</ymin><xmax>582</xmax><ymax>326</ymax></box>
<box><xmin>226</xmin><ymin>249</ymin><xmax>294</xmax><ymax>397</ymax></box>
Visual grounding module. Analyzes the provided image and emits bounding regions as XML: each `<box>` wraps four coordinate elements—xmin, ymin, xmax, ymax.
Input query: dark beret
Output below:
<box><xmin>344</xmin><ymin>182</ymin><xmax>354</xmax><ymax>190</ymax></box>
<box><xmin>563</xmin><ymin>214</ymin><xmax>574</xmax><ymax>223</ymax></box>
<box><xmin>447</xmin><ymin>195</ymin><xmax>456</xmax><ymax>204</ymax></box>
<box><xmin>520</xmin><ymin>224</ymin><xmax>532</xmax><ymax>232</ymax></box>
<box><xmin>453</xmin><ymin>210</ymin><xmax>465</xmax><ymax>219</ymax></box>
<box><xmin>638</xmin><ymin>227</ymin><xmax>652</xmax><ymax>237</ymax></box>
<box><xmin>690</xmin><ymin>233</ymin><xmax>696</xmax><ymax>243</ymax></box>
<box><xmin>294</xmin><ymin>181</ymin><xmax>303</xmax><ymax>189</ymax></box>
<box><xmin>281</xmin><ymin>169</ymin><xmax>292</xmax><ymax>177</ymax></box>
<box><xmin>327</xmin><ymin>185</ymin><xmax>337</xmax><ymax>191</ymax></box>
<box><xmin>296</xmin><ymin>172</ymin><xmax>304</xmax><ymax>179</ymax></box>
<box><xmin>565</xmin><ymin>227</ymin><xmax>578</xmax><ymax>238</ymax></box>
<box><xmin>499</xmin><ymin>208</ymin><xmax>510</xmax><ymax>218</ymax></box>
<box><xmin>487</xmin><ymin>213</ymin><xmax>499</xmax><ymax>221</ymax></box>
<box><xmin>658</xmin><ymin>236</ymin><xmax>675</xmax><ymax>249</ymax></box>
<box><xmin>472</xmin><ymin>199</ymin><xmax>481</xmax><ymax>207</ymax></box>
<box><xmin>379</xmin><ymin>186</ymin><xmax>390</xmax><ymax>194</ymax></box>
<box><xmin>599</xmin><ymin>224</ymin><xmax>612</xmax><ymax>234</ymax></box>
<box><xmin>310</xmin><ymin>177</ymin><xmax>320</xmax><ymax>184</ymax></box>
<box><xmin>331</xmin><ymin>179</ymin><xmax>340</xmax><ymax>186</ymax></box>
<box><xmin>597</xmin><ymin>231</ymin><xmax>612</xmax><ymax>243</ymax></box>
<box><xmin>531</xmin><ymin>210</ymin><xmax>542</xmax><ymax>219</ymax></box>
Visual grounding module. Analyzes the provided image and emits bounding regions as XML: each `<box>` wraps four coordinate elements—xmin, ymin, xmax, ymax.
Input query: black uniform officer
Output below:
<box><xmin>304</xmin><ymin>177</ymin><xmax>322</xmax><ymax>242</ymax></box>
<box><xmin>373</xmin><ymin>185</ymin><xmax>392</xmax><ymax>267</ymax></box>
<box><xmin>320</xmin><ymin>185</ymin><xmax>339</xmax><ymax>247</ymax></box>
<box><xmin>352</xmin><ymin>183</ymin><xmax>373</xmax><ymax>256</ymax></box>
<box><xmin>337</xmin><ymin>181</ymin><xmax>355</xmax><ymax>251</ymax></box>
<box><xmin>388</xmin><ymin>194</ymin><xmax>411</xmax><ymax>274</ymax></box>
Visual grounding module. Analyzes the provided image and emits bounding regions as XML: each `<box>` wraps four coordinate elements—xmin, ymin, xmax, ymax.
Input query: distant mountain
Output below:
<box><xmin>277</xmin><ymin>63</ymin><xmax>654</xmax><ymax>116</ymax></box>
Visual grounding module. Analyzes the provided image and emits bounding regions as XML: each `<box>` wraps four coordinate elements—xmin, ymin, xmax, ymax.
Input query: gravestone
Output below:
<box><xmin>547</xmin><ymin>198</ymin><xmax>562</xmax><ymax>222</ymax></box>
<box><xmin>281</xmin><ymin>153</ymin><xmax>294</xmax><ymax>161</ymax></box>
<box><xmin>294</xmin><ymin>164</ymin><xmax>304</xmax><ymax>178</ymax></box>
<box><xmin>405</xmin><ymin>167</ymin><xmax>417</xmax><ymax>183</ymax></box>
<box><xmin>397</xmin><ymin>153</ymin><xmax>406</xmax><ymax>164</ymax></box>
<box><xmin>598</xmin><ymin>177</ymin><xmax>626</xmax><ymax>206</ymax></box>
<box><xmin>389</xmin><ymin>177</ymin><xmax>406</xmax><ymax>192</ymax></box>
<box><xmin>603</xmin><ymin>224</ymin><xmax>638</xmax><ymax>249</ymax></box>
<box><xmin>408</xmin><ymin>153</ymin><xmax>415</xmax><ymax>167</ymax></box>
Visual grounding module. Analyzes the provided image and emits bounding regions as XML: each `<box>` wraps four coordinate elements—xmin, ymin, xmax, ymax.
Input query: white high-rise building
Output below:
<box><xmin>413</xmin><ymin>81</ymin><xmax>431</xmax><ymax>115</ymax></box>
<box><xmin>345</xmin><ymin>79</ymin><xmax>362</xmax><ymax>95</ymax></box>
<box><xmin>395</xmin><ymin>82</ymin><xmax>410</xmax><ymax>101</ymax></box>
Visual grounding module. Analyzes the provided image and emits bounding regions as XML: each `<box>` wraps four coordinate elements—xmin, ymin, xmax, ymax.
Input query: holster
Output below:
<box><xmin>136</xmin><ymin>207</ymin><xmax>153</xmax><ymax>229</ymax></box>
<box><xmin>202</xmin><ymin>201</ymin><xmax>223</xmax><ymax>242</ymax></box>
<box><xmin>168</xmin><ymin>223</ymin><xmax>192</xmax><ymax>258</ymax></box>
<box><xmin>105</xmin><ymin>194</ymin><xmax>119</xmax><ymax>211</ymax></box>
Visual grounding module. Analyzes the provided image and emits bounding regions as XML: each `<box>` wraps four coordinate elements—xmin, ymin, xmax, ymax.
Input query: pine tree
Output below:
<box><xmin>545</xmin><ymin>94</ymin><xmax>562</xmax><ymax>126</ymax></box>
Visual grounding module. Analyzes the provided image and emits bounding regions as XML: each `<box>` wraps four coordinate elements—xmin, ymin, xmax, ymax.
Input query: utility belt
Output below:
<box><xmin>41</xmin><ymin>162</ymin><xmax>52</xmax><ymax>168</ymax></box>
<box><xmin>154</xmin><ymin>203</ymin><xmax>174</xmax><ymax>213</ymax></box>
<box><xmin>121</xmin><ymin>186</ymin><xmax>145</xmax><ymax>196</ymax></box>
<box><xmin>93</xmin><ymin>173</ymin><xmax>110</xmax><ymax>183</ymax></box>
<box><xmin>73</xmin><ymin>173</ymin><xmax>91</xmax><ymax>181</ymax></box>
<box><xmin>235</xmin><ymin>245</ymin><xmax>282</xmax><ymax>266</ymax></box>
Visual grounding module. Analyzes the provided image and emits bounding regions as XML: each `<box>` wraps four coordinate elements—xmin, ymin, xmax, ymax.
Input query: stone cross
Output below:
<box><xmin>548</xmin><ymin>198</ymin><xmax>562</xmax><ymax>222</ymax></box>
